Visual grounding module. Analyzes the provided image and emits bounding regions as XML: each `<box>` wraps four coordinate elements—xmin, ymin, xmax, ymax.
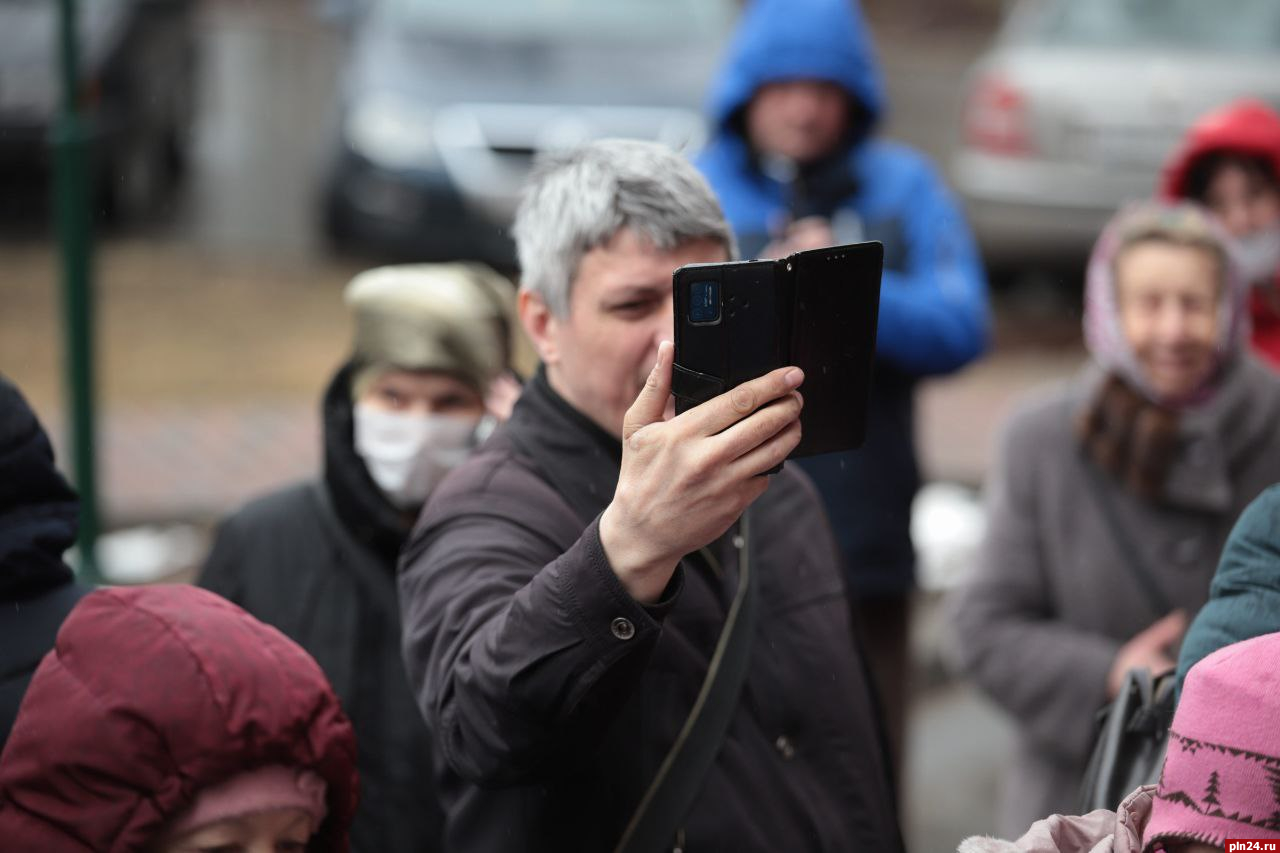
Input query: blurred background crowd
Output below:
<box><xmin>3</xmin><ymin>0</ymin><xmax>1280</xmax><ymax>851</ymax></box>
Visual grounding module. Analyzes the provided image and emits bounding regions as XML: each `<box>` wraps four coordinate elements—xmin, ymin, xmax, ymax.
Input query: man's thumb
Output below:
<box><xmin>623</xmin><ymin>341</ymin><xmax>674</xmax><ymax>441</ymax></box>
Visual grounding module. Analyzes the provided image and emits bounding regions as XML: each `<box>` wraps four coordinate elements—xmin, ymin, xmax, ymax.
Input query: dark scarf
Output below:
<box><xmin>504</xmin><ymin>367</ymin><xmax>623</xmax><ymax>527</ymax></box>
<box><xmin>320</xmin><ymin>363</ymin><xmax>414</xmax><ymax>566</ymax></box>
<box><xmin>1076</xmin><ymin>373</ymin><xmax>1181</xmax><ymax>501</ymax></box>
<box><xmin>0</xmin><ymin>377</ymin><xmax>79</xmax><ymax>600</ymax></box>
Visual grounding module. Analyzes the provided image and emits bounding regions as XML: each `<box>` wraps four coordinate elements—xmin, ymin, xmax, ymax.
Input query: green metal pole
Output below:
<box><xmin>53</xmin><ymin>0</ymin><xmax>101</xmax><ymax>584</ymax></box>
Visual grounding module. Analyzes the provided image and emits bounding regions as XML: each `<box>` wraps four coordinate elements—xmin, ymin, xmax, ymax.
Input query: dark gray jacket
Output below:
<box><xmin>399</xmin><ymin>371</ymin><xmax>902</xmax><ymax>853</ymax></box>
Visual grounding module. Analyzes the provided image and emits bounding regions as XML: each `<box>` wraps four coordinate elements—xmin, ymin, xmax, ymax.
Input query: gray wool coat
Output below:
<box><xmin>948</xmin><ymin>355</ymin><xmax>1280</xmax><ymax>838</ymax></box>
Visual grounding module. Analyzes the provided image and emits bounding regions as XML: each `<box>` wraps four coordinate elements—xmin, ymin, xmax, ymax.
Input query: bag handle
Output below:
<box><xmin>613</xmin><ymin>509</ymin><xmax>759</xmax><ymax>853</ymax></box>
<box><xmin>1078</xmin><ymin>451</ymin><xmax>1175</xmax><ymax>618</ymax></box>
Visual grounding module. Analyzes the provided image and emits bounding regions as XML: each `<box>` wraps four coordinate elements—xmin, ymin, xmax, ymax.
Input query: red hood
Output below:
<box><xmin>1161</xmin><ymin>99</ymin><xmax>1280</xmax><ymax>200</ymax></box>
<box><xmin>0</xmin><ymin>586</ymin><xmax>358</xmax><ymax>852</ymax></box>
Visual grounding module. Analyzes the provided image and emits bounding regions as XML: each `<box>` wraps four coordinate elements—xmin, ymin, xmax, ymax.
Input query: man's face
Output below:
<box><xmin>523</xmin><ymin>227</ymin><xmax>728</xmax><ymax>438</ymax></box>
<box><xmin>745</xmin><ymin>80</ymin><xmax>850</xmax><ymax>165</ymax></box>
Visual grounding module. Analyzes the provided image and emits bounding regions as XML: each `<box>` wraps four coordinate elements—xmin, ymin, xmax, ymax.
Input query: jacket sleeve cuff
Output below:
<box><xmin>561</xmin><ymin>517</ymin><xmax>682</xmax><ymax>656</ymax></box>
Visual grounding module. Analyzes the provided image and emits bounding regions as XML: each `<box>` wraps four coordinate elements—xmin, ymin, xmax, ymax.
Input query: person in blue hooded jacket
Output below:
<box><xmin>696</xmin><ymin>0</ymin><xmax>990</xmax><ymax>771</ymax></box>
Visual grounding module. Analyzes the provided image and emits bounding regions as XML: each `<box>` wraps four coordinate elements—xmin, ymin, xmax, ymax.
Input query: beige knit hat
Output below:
<box><xmin>344</xmin><ymin>263</ymin><xmax>527</xmax><ymax>399</ymax></box>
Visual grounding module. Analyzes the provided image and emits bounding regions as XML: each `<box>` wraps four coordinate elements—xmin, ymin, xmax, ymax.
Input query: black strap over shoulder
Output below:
<box><xmin>613</xmin><ymin>510</ymin><xmax>758</xmax><ymax>853</ymax></box>
<box><xmin>1077</xmin><ymin>450</ymin><xmax>1175</xmax><ymax>618</ymax></box>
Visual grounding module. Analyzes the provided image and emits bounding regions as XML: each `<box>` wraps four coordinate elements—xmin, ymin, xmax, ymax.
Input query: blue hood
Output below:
<box><xmin>705</xmin><ymin>0</ymin><xmax>885</xmax><ymax>135</ymax></box>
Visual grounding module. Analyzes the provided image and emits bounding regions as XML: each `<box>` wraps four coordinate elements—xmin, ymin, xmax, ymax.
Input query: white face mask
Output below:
<box><xmin>353</xmin><ymin>404</ymin><xmax>480</xmax><ymax>509</ymax></box>
<box><xmin>1233</xmin><ymin>226</ymin><xmax>1280</xmax><ymax>283</ymax></box>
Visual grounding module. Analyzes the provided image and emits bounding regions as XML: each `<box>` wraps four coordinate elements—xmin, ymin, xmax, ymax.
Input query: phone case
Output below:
<box><xmin>671</xmin><ymin>241</ymin><xmax>882</xmax><ymax>458</ymax></box>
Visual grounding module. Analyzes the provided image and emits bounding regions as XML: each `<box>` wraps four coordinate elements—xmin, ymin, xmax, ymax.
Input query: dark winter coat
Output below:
<box><xmin>398</xmin><ymin>370</ymin><xmax>903</xmax><ymax>853</ymax></box>
<box><xmin>695</xmin><ymin>0</ymin><xmax>989</xmax><ymax>595</ymax></box>
<box><xmin>948</xmin><ymin>356</ymin><xmax>1280</xmax><ymax>836</ymax></box>
<box><xmin>0</xmin><ymin>585</ymin><xmax>358</xmax><ymax>851</ymax></box>
<box><xmin>200</xmin><ymin>364</ymin><xmax>444</xmax><ymax>853</ymax></box>
<box><xmin>0</xmin><ymin>376</ymin><xmax>89</xmax><ymax>753</ymax></box>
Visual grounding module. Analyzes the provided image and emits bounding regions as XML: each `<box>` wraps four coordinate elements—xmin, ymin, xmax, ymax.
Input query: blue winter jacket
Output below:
<box><xmin>696</xmin><ymin>0</ymin><xmax>989</xmax><ymax>594</ymax></box>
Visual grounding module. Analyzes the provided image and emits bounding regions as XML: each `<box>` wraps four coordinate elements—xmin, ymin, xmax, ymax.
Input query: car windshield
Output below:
<box><xmin>378</xmin><ymin>0</ymin><xmax>734</xmax><ymax>42</ymax></box>
<box><xmin>1030</xmin><ymin>0</ymin><xmax>1280</xmax><ymax>53</ymax></box>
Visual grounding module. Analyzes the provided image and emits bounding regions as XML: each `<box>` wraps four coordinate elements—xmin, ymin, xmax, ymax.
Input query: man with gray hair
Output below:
<box><xmin>399</xmin><ymin>139</ymin><xmax>902</xmax><ymax>852</ymax></box>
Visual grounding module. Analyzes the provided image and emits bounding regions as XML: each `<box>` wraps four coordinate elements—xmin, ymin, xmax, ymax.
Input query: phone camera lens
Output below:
<box><xmin>688</xmin><ymin>280</ymin><xmax>721</xmax><ymax>324</ymax></box>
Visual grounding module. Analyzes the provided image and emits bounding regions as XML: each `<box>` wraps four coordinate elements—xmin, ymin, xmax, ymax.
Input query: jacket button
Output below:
<box><xmin>611</xmin><ymin>617</ymin><xmax>635</xmax><ymax>641</ymax></box>
<box><xmin>775</xmin><ymin>735</ymin><xmax>796</xmax><ymax>760</ymax></box>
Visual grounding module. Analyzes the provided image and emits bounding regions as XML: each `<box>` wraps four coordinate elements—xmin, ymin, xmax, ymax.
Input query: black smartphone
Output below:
<box><xmin>671</xmin><ymin>241</ymin><xmax>882</xmax><ymax>458</ymax></box>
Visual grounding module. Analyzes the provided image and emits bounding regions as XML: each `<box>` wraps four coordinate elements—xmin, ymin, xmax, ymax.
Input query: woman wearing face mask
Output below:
<box><xmin>1161</xmin><ymin>99</ymin><xmax>1280</xmax><ymax>370</ymax></box>
<box><xmin>199</xmin><ymin>263</ymin><xmax>525</xmax><ymax>853</ymax></box>
<box><xmin>948</xmin><ymin>202</ymin><xmax>1280</xmax><ymax>837</ymax></box>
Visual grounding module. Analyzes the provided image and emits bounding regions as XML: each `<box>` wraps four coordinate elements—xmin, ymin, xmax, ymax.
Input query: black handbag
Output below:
<box><xmin>1078</xmin><ymin>666</ymin><xmax>1176</xmax><ymax>813</ymax></box>
<box><xmin>1075</xmin><ymin>450</ymin><xmax>1179</xmax><ymax>812</ymax></box>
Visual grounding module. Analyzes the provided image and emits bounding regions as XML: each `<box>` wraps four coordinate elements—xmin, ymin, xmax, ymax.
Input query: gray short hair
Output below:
<box><xmin>512</xmin><ymin>139</ymin><xmax>737</xmax><ymax>317</ymax></box>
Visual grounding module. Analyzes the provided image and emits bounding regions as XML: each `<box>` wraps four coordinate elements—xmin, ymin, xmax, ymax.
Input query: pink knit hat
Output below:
<box><xmin>1143</xmin><ymin>632</ymin><xmax>1280</xmax><ymax>852</ymax></box>
<box><xmin>165</xmin><ymin>765</ymin><xmax>329</xmax><ymax>839</ymax></box>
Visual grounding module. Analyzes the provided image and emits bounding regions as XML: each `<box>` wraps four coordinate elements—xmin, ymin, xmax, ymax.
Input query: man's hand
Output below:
<box><xmin>760</xmin><ymin>216</ymin><xmax>836</xmax><ymax>259</ymax></box>
<box><xmin>1105</xmin><ymin>610</ymin><xmax>1187</xmax><ymax>699</ymax></box>
<box><xmin>485</xmin><ymin>372</ymin><xmax>523</xmax><ymax>422</ymax></box>
<box><xmin>599</xmin><ymin>341</ymin><xmax>803</xmax><ymax>603</ymax></box>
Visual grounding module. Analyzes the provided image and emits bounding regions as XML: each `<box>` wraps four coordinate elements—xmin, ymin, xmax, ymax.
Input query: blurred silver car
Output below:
<box><xmin>321</xmin><ymin>0</ymin><xmax>735</xmax><ymax>265</ymax></box>
<box><xmin>953</xmin><ymin>0</ymin><xmax>1280</xmax><ymax>269</ymax></box>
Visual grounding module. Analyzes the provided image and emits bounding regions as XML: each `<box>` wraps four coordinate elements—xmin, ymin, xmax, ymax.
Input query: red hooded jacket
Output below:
<box><xmin>1160</xmin><ymin>98</ymin><xmax>1280</xmax><ymax>370</ymax></box>
<box><xmin>0</xmin><ymin>585</ymin><xmax>358</xmax><ymax>852</ymax></box>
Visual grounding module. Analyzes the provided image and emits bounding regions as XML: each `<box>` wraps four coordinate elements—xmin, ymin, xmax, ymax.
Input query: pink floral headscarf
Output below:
<box><xmin>1083</xmin><ymin>200</ymin><xmax>1249</xmax><ymax>408</ymax></box>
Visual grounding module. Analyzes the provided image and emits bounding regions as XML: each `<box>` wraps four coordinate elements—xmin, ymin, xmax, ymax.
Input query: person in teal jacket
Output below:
<box><xmin>1176</xmin><ymin>483</ymin><xmax>1280</xmax><ymax>695</ymax></box>
<box><xmin>695</xmin><ymin>0</ymin><xmax>990</xmax><ymax>769</ymax></box>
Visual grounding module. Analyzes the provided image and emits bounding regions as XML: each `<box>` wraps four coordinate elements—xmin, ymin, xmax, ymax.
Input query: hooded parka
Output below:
<box><xmin>695</xmin><ymin>0</ymin><xmax>989</xmax><ymax>599</ymax></box>
<box><xmin>1160</xmin><ymin>99</ymin><xmax>1280</xmax><ymax>370</ymax></box>
<box><xmin>0</xmin><ymin>584</ymin><xmax>358</xmax><ymax>851</ymax></box>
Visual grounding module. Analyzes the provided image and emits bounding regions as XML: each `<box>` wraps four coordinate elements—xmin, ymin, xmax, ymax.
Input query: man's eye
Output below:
<box><xmin>613</xmin><ymin>301</ymin><xmax>651</xmax><ymax>315</ymax></box>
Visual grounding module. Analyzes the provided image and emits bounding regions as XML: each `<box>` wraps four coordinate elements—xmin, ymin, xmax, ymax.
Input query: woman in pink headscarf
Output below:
<box><xmin>949</xmin><ymin>201</ymin><xmax>1280</xmax><ymax>835</ymax></box>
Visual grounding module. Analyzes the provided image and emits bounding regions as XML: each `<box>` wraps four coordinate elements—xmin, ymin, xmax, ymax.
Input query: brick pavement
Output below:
<box><xmin>39</xmin><ymin>346</ymin><xmax>1085</xmax><ymax>527</ymax></box>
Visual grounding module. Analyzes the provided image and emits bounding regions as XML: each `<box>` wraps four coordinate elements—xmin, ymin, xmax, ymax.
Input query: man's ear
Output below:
<box><xmin>518</xmin><ymin>289</ymin><xmax>560</xmax><ymax>366</ymax></box>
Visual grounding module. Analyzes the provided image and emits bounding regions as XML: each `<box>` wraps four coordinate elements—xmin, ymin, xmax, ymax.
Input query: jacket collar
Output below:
<box><xmin>504</xmin><ymin>367</ymin><xmax>622</xmax><ymax>526</ymax></box>
<box><xmin>321</xmin><ymin>362</ymin><xmax>413</xmax><ymax>564</ymax></box>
